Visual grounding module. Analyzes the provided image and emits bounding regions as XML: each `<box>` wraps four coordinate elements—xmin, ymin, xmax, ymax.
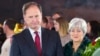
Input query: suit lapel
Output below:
<box><xmin>23</xmin><ymin>29</ymin><xmax>38</xmax><ymax>56</ymax></box>
<box><xmin>41</xmin><ymin>28</ymin><xmax>49</xmax><ymax>55</ymax></box>
<box><xmin>23</xmin><ymin>28</ymin><xmax>49</xmax><ymax>56</ymax></box>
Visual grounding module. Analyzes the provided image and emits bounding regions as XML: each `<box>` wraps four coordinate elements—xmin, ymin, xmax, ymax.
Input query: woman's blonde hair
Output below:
<box><xmin>55</xmin><ymin>17</ymin><xmax>69</xmax><ymax>37</ymax></box>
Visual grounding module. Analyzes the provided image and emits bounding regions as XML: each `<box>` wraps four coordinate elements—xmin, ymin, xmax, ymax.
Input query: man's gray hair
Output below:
<box><xmin>22</xmin><ymin>2</ymin><xmax>42</xmax><ymax>14</ymax></box>
<box><xmin>68</xmin><ymin>17</ymin><xmax>87</xmax><ymax>36</ymax></box>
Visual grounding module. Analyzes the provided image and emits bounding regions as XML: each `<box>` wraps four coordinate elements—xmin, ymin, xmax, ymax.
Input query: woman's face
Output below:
<box><xmin>53</xmin><ymin>20</ymin><xmax>59</xmax><ymax>31</ymax></box>
<box><xmin>87</xmin><ymin>22</ymin><xmax>91</xmax><ymax>34</ymax></box>
<box><xmin>69</xmin><ymin>27</ymin><xmax>84</xmax><ymax>42</ymax></box>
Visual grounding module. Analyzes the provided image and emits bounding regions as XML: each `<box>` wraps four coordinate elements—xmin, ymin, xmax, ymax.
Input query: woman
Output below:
<box><xmin>86</xmin><ymin>20</ymin><xmax>100</xmax><ymax>41</ymax></box>
<box><xmin>53</xmin><ymin>17</ymin><xmax>70</xmax><ymax>47</ymax></box>
<box><xmin>64</xmin><ymin>17</ymin><xmax>91</xmax><ymax>56</ymax></box>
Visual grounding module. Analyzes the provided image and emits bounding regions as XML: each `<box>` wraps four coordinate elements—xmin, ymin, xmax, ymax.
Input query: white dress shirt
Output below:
<box><xmin>0</xmin><ymin>38</ymin><xmax>11</xmax><ymax>56</ymax></box>
<box><xmin>28</xmin><ymin>27</ymin><xmax>42</xmax><ymax>47</ymax></box>
<box><xmin>0</xmin><ymin>34</ymin><xmax>13</xmax><ymax>56</ymax></box>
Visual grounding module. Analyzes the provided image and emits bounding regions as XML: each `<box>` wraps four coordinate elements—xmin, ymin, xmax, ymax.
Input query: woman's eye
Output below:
<box><xmin>77</xmin><ymin>30</ymin><xmax>82</xmax><ymax>32</ymax></box>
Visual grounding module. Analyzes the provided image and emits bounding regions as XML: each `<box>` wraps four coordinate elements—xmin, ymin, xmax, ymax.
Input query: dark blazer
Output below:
<box><xmin>10</xmin><ymin>28</ymin><xmax>64</xmax><ymax>56</ymax></box>
<box><xmin>64</xmin><ymin>37</ymin><xmax>91</xmax><ymax>56</ymax></box>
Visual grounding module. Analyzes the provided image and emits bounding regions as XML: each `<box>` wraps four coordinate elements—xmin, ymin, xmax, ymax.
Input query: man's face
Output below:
<box><xmin>23</xmin><ymin>6</ymin><xmax>42</xmax><ymax>30</ymax></box>
<box><xmin>87</xmin><ymin>22</ymin><xmax>91</xmax><ymax>34</ymax></box>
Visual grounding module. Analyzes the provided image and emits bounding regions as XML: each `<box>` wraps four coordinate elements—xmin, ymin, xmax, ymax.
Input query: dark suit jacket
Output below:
<box><xmin>10</xmin><ymin>28</ymin><xmax>64</xmax><ymax>56</ymax></box>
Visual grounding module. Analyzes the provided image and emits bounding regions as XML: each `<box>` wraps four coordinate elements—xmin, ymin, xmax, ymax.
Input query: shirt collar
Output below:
<box><xmin>28</xmin><ymin>27</ymin><xmax>41</xmax><ymax>35</ymax></box>
<box><xmin>7</xmin><ymin>34</ymin><xmax>14</xmax><ymax>39</ymax></box>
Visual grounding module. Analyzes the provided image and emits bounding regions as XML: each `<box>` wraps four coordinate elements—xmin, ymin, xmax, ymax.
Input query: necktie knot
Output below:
<box><xmin>34</xmin><ymin>31</ymin><xmax>38</xmax><ymax>35</ymax></box>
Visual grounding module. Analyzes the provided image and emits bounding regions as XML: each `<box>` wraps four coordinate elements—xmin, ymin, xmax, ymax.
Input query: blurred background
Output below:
<box><xmin>0</xmin><ymin>0</ymin><xmax>100</xmax><ymax>23</ymax></box>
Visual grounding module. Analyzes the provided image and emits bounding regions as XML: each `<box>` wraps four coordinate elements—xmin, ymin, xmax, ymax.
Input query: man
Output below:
<box><xmin>1</xmin><ymin>19</ymin><xmax>17</xmax><ymax>56</ymax></box>
<box><xmin>41</xmin><ymin>16</ymin><xmax>48</xmax><ymax>29</ymax></box>
<box><xmin>10</xmin><ymin>2</ymin><xmax>64</xmax><ymax>56</ymax></box>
